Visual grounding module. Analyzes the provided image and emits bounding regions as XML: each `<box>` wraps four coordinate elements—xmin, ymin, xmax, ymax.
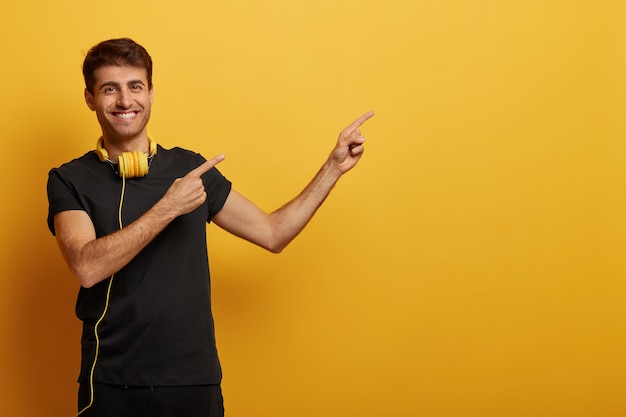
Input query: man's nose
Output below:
<box><xmin>116</xmin><ymin>89</ymin><xmax>132</xmax><ymax>108</ymax></box>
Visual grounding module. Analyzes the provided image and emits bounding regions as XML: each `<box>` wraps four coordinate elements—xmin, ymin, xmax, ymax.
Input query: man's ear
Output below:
<box><xmin>149</xmin><ymin>87</ymin><xmax>154</xmax><ymax>104</ymax></box>
<box><xmin>84</xmin><ymin>88</ymin><xmax>96</xmax><ymax>111</ymax></box>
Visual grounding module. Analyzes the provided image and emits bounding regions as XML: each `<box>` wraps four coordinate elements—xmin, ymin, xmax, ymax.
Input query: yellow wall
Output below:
<box><xmin>2</xmin><ymin>1</ymin><xmax>626</xmax><ymax>416</ymax></box>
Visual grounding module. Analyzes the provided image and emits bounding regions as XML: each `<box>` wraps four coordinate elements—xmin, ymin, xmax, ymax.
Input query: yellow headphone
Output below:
<box><xmin>95</xmin><ymin>134</ymin><xmax>158</xmax><ymax>178</ymax></box>
<box><xmin>80</xmin><ymin>134</ymin><xmax>158</xmax><ymax>415</ymax></box>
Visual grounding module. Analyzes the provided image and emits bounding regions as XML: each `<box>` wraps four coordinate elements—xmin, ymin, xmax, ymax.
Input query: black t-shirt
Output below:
<box><xmin>47</xmin><ymin>145</ymin><xmax>231</xmax><ymax>386</ymax></box>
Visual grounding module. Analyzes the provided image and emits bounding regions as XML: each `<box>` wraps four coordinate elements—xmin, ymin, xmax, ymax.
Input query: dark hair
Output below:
<box><xmin>82</xmin><ymin>38</ymin><xmax>153</xmax><ymax>93</ymax></box>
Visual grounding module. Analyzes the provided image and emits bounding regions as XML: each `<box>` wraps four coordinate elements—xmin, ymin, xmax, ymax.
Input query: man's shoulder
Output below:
<box><xmin>159</xmin><ymin>144</ymin><xmax>202</xmax><ymax>157</ymax></box>
<box><xmin>156</xmin><ymin>145</ymin><xmax>207</xmax><ymax>167</ymax></box>
<box><xmin>54</xmin><ymin>150</ymin><xmax>98</xmax><ymax>167</ymax></box>
<box><xmin>49</xmin><ymin>151</ymin><xmax>99</xmax><ymax>176</ymax></box>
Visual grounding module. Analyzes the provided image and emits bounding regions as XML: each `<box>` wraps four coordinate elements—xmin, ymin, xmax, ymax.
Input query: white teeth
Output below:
<box><xmin>115</xmin><ymin>112</ymin><xmax>137</xmax><ymax>119</ymax></box>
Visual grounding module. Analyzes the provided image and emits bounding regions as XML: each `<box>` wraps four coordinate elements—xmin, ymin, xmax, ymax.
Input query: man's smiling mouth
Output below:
<box><xmin>113</xmin><ymin>111</ymin><xmax>138</xmax><ymax>120</ymax></box>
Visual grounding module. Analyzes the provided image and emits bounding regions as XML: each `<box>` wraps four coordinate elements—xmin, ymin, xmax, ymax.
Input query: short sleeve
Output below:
<box><xmin>47</xmin><ymin>168</ymin><xmax>86</xmax><ymax>235</ymax></box>
<box><xmin>202</xmin><ymin>166</ymin><xmax>232</xmax><ymax>222</ymax></box>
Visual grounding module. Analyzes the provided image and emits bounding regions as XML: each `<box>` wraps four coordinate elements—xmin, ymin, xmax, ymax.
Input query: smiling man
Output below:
<box><xmin>47</xmin><ymin>38</ymin><xmax>374</xmax><ymax>417</ymax></box>
<box><xmin>86</xmin><ymin>65</ymin><xmax>153</xmax><ymax>147</ymax></box>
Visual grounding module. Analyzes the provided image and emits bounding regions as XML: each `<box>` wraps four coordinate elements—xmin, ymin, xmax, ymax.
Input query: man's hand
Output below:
<box><xmin>329</xmin><ymin>111</ymin><xmax>375</xmax><ymax>175</ymax></box>
<box><xmin>159</xmin><ymin>154</ymin><xmax>225</xmax><ymax>217</ymax></box>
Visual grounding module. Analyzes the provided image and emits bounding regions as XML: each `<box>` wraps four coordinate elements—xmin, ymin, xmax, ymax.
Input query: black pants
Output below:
<box><xmin>78</xmin><ymin>382</ymin><xmax>224</xmax><ymax>417</ymax></box>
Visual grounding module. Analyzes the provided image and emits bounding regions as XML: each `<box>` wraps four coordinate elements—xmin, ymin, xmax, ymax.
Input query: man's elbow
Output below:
<box><xmin>263</xmin><ymin>235</ymin><xmax>292</xmax><ymax>254</ymax></box>
<box><xmin>78</xmin><ymin>277</ymin><xmax>98</xmax><ymax>289</ymax></box>
<box><xmin>70</xmin><ymin>264</ymin><xmax>104</xmax><ymax>289</ymax></box>
<box><xmin>266</xmin><ymin>244</ymin><xmax>285</xmax><ymax>254</ymax></box>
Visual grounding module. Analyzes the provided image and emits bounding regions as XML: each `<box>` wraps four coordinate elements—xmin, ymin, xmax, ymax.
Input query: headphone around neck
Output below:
<box><xmin>95</xmin><ymin>134</ymin><xmax>158</xmax><ymax>178</ymax></box>
<box><xmin>81</xmin><ymin>134</ymin><xmax>158</xmax><ymax>415</ymax></box>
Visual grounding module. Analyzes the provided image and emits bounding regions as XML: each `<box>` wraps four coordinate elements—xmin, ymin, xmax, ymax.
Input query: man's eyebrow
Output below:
<box><xmin>98</xmin><ymin>80</ymin><xmax>146</xmax><ymax>90</ymax></box>
<box><xmin>98</xmin><ymin>81</ymin><xmax>120</xmax><ymax>90</ymax></box>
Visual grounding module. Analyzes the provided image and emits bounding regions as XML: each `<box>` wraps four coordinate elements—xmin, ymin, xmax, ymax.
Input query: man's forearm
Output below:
<box><xmin>265</xmin><ymin>111</ymin><xmax>373</xmax><ymax>252</ymax></box>
<box><xmin>56</xmin><ymin>201</ymin><xmax>177</xmax><ymax>288</ymax></box>
<box><xmin>266</xmin><ymin>160</ymin><xmax>342</xmax><ymax>252</ymax></box>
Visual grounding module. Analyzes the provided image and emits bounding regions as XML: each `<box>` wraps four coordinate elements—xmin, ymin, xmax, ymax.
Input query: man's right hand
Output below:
<box><xmin>159</xmin><ymin>155</ymin><xmax>225</xmax><ymax>217</ymax></box>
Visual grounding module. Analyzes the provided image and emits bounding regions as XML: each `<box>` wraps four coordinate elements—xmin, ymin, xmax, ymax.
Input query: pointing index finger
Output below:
<box><xmin>186</xmin><ymin>154</ymin><xmax>225</xmax><ymax>178</ymax></box>
<box><xmin>344</xmin><ymin>111</ymin><xmax>375</xmax><ymax>135</ymax></box>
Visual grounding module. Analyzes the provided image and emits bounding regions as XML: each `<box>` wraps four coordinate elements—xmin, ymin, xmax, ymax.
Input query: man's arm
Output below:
<box><xmin>213</xmin><ymin>111</ymin><xmax>374</xmax><ymax>253</ymax></box>
<box><xmin>54</xmin><ymin>155</ymin><xmax>225</xmax><ymax>288</ymax></box>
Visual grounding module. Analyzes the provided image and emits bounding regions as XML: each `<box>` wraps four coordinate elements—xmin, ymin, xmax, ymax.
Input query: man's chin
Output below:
<box><xmin>108</xmin><ymin>124</ymin><xmax>148</xmax><ymax>139</ymax></box>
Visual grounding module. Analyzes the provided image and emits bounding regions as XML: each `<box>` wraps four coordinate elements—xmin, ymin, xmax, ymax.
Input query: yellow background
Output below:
<box><xmin>1</xmin><ymin>1</ymin><xmax>626</xmax><ymax>416</ymax></box>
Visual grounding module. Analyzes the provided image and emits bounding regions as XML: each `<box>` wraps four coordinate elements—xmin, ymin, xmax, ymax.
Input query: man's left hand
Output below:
<box><xmin>330</xmin><ymin>111</ymin><xmax>375</xmax><ymax>175</ymax></box>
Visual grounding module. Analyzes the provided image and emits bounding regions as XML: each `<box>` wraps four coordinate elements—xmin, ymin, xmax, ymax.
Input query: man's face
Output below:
<box><xmin>85</xmin><ymin>65</ymin><xmax>153</xmax><ymax>142</ymax></box>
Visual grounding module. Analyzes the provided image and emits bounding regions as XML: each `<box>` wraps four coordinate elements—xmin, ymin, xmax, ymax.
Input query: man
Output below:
<box><xmin>47</xmin><ymin>38</ymin><xmax>374</xmax><ymax>417</ymax></box>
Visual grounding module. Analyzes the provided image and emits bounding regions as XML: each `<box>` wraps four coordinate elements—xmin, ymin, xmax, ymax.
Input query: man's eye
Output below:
<box><xmin>132</xmin><ymin>84</ymin><xmax>143</xmax><ymax>90</ymax></box>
